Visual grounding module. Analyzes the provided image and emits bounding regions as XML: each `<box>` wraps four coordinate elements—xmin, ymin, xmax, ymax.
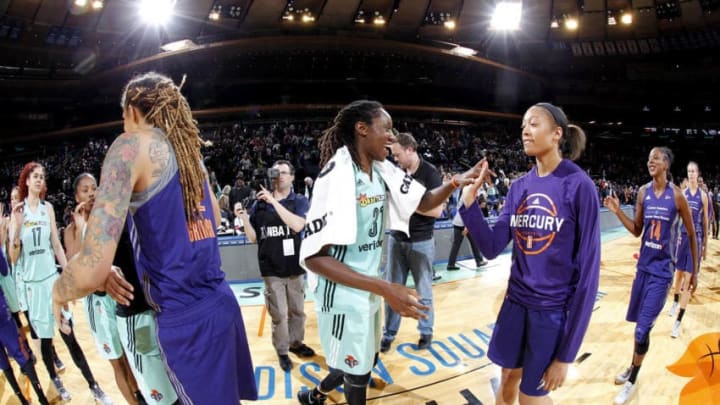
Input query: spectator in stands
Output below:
<box><xmin>233</xmin><ymin>202</ymin><xmax>246</xmax><ymax>235</ymax></box>
<box><xmin>218</xmin><ymin>185</ymin><xmax>232</xmax><ymax>229</ymax></box>
<box><xmin>446</xmin><ymin>185</ymin><xmax>488</xmax><ymax>272</ymax></box>
<box><xmin>229</xmin><ymin>177</ymin><xmax>252</xmax><ymax>210</ymax></box>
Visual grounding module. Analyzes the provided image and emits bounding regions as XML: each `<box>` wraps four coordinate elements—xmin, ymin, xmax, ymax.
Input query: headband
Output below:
<box><xmin>534</xmin><ymin>102</ymin><xmax>568</xmax><ymax>138</ymax></box>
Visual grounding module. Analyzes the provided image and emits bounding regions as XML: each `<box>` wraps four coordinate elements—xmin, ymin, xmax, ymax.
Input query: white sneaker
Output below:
<box><xmin>91</xmin><ymin>383</ymin><xmax>114</xmax><ymax>405</ymax></box>
<box><xmin>671</xmin><ymin>321</ymin><xmax>681</xmax><ymax>339</ymax></box>
<box><xmin>614</xmin><ymin>381</ymin><xmax>637</xmax><ymax>404</ymax></box>
<box><xmin>668</xmin><ymin>301</ymin><xmax>678</xmax><ymax>317</ymax></box>
<box><xmin>615</xmin><ymin>366</ymin><xmax>632</xmax><ymax>385</ymax></box>
<box><xmin>52</xmin><ymin>376</ymin><xmax>72</xmax><ymax>401</ymax></box>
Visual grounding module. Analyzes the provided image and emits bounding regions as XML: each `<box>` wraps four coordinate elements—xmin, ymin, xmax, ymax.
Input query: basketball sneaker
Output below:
<box><xmin>670</xmin><ymin>321</ymin><xmax>681</xmax><ymax>339</ymax></box>
<box><xmin>615</xmin><ymin>366</ymin><xmax>632</xmax><ymax>385</ymax></box>
<box><xmin>614</xmin><ymin>381</ymin><xmax>637</xmax><ymax>404</ymax></box>
<box><xmin>297</xmin><ymin>389</ymin><xmax>326</xmax><ymax>405</ymax></box>
<box><xmin>52</xmin><ymin>376</ymin><xmax>71</xmax><ymax>401</ymax></box>
<box><xmin>91</xmin><ymin>383</ymin><xmax>113</xmax><ymax>405</ymax></box>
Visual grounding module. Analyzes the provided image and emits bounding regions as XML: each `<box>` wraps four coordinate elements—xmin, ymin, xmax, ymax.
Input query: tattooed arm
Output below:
<box><xmin>52</xmin><ymin>131</ymin><xmax>145</xmax><ymax>304</ymax></box>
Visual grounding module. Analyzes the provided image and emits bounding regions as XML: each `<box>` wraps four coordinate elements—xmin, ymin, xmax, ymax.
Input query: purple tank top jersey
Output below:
<box><xmin>128</xmin><ymin>172</ymin><xmax>225</xmax><ymax>314</ymax></box>
<box><xmin>637</xmin><ymin>181</ymin><xmax>679</xmax><ymax>279</ymax></box>
<box><xmin>682</xmin><ymin>188</ymin><xmax>703</xmax><ymax>237</ymax></box>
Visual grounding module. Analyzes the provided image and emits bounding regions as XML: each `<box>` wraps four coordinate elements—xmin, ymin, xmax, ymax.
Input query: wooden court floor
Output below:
<box><xmin>1</xmin><ymin>232</ymin><xmax>718</xmax><ymax>404</ymax></box>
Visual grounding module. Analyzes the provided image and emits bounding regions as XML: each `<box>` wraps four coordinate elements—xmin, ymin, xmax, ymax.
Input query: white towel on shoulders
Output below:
<box><xmin>300</xmin><ymin>146</ymin><xmax>426</xmax><ymax>290</ymax></box>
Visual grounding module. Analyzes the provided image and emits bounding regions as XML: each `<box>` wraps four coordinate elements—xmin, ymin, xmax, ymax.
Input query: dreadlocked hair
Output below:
<box><xmin>121</xmin><ymin>72</ymin><xmax>206</xmax><ymax>223</ymax></box>
<box><xmin>319</xmin><ymin>100</ymin><xmax>385</xmax><ymax>167</ymax></box>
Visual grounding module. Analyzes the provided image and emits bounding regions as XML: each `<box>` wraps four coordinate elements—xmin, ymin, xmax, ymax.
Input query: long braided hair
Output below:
<box><xmin>319</xmin><ymin>100</ymin><xmax>385</xmax><ymax>167</ymax></box>
<box><xmin>121</xmin><ymin>72</ymin><xmax>206</xmax><ymax>223</ymax></box>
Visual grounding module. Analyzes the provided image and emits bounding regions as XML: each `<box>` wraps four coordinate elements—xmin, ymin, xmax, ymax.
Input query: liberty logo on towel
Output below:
<box><xmin>400</xmin><ymin>174</ymin><xmax>413</xmax><ymax>194</ymax></box>
<box><xmin>318</xmin><ymin>161</ymin><xmax>336</xmax><ymax>178</ymax></box>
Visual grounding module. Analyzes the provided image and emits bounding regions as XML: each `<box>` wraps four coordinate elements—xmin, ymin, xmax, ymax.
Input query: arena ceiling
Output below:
<box><xmin>0</xmin><ymin>0</ymin><xmax>718</xmax><ymax>141</ymax></box>
<box><xmin>0</xmin><ymin>0</ymin><xmax>718</xmax><ymax>78</ymax></box>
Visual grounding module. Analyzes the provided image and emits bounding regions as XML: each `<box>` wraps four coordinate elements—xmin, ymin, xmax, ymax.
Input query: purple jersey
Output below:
<box><xmin>128</xmin><ymin>172</ymin><xmax>225</xmax><ymax>314</ymax></box>
<box><xmin>0</xmin><ymin>250</ymin><xmax>27</xmax><ymax>370</ymax></box>
<box><xmin>681</xmin><ymin>188</ymin><xmax>704</xmax><ymax>237</ymax></box>
<box><xmin>126</xmin><ymin>135</ymin><xmax>257</xmax><ymax>402</ymax></box>
<box><xmin>460</xmin><ymin>159</ymin><xmax>600</xmax><ymax>362</ymax></box>
<box><xmin>637</xmin><ymin>181</ymin><xmax>679</xmax><ymax>279</ymax></box>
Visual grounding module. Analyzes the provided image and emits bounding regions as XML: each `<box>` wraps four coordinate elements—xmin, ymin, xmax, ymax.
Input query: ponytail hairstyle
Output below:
<box><xmin>533</xmin><ymin>102</ymin><xmax>586</xmax><ymax>161</ymax></box>
<box><xmin>655</xmin><ymin>146</ymin><xmax>674</xmax><ymax>183</ymax></box>
<box><xmin>319</xmin><ymin>100</ymin><xmax>385</xmax><ymax>167</ymax></box>
<box><xmin>72</xmin><ymin>173</ymin><xmax>97</xmax><ymax>194</ymax></box>
<box><xmin>121</xmin><ymin>72</ymin><xmax>206</xmax><ymax>223</ymax></box>
<box><xmin>17</xmin><ymin>162</ymin><xmax>47</xmax><ymax>201</ymax></box>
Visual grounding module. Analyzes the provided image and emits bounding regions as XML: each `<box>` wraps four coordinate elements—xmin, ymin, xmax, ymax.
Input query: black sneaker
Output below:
<box><xmin>418</xmin><ymin>334</ymin><xmax>432</xmax><ymax>349</ymax></box>
<box><xmin>432</xmin><ymin>272</ymin><xmax>442</xmax><ymax>281</ymax></box>
<box><xmin>289</xmin><ymin>343</ymin><xmax>315</xmax><ymax>358</ymax></box>
<box><xmin>476</xmin><ymin>260</ymin><xmax>488</xmax><ymax>267</ymax></box>
<box><xmin>279</xmin><ymin>354</ymin><xmax>293</xmax><ymax>371</ymax></box>
<box><xmin>446</xmin><ymin>266</ymin><xmax>460</xmax><ymax>271</ymax></box>
<box><xmin>297</xmin><ymin>389</ymin><xmax>326</xmax><ymax>405</ymax></box>
<box><xmin>380</xmin><ymin>337</ymin><xmax>392</xmax><ymax>353</ymax></box>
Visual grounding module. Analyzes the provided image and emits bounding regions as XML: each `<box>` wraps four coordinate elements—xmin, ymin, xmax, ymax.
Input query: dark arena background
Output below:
<box><xmin>0</xmin><ymin>1</ymin><xmax>719</xmax><ymax>404</ymax></box>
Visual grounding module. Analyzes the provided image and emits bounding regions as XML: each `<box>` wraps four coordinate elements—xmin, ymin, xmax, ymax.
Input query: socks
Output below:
<box><xmin>629</xmin><ymin>364</ymin><xmax>641</xmax><ymax>384</ymax></box>
<box><xmin>677</xmin><ymin>308</ymin><xmax>686</xmax><ymax>322</ymax></box>
<box><xmin>673</xmin><ymin>293</ymin><xmax>679</xmax><ymax>302</ymax></box>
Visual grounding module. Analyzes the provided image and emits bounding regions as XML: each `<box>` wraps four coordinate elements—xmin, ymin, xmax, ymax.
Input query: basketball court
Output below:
<box><xmin>1</xmin><ymin>229</ymin><xmax>718</xmax><ymax>404</ymax></box>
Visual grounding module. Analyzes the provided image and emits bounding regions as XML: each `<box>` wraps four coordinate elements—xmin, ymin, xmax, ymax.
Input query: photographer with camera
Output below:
<box><xmin>240</xmin><ymin>160</ymin><xmax>315</xmax><ymax>372</ymax></box>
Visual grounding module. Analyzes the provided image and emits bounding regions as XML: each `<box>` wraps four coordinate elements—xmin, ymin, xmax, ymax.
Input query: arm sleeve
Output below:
<box><xmin>458</xmin><ymin>186</ymin><xmax>513</xmax><ymax>259</ymax></box>
<box><xmin>556</xmin><ymin>176</ymin><xmax>601</xmax><ymax>362</ymax></box>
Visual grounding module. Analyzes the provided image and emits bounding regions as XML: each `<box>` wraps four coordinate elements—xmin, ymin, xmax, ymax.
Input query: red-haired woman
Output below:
<box><xmin>8</xmin><ymin>162</ymin><xmax>111</xmax><ymax>403</ymax></box>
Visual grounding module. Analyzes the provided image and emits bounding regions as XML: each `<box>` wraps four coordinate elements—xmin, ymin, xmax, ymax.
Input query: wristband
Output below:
<box><xmin>450</xmin><ymin>176</ymin><xmax>460</xmax><ymax>189</ymax></box>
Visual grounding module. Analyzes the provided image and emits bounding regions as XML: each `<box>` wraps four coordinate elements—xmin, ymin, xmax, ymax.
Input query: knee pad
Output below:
<box><xmin>344</xmin><ymin>372</ymin><xmax>371</xmax><ymax>388</ymax></box>
<box><xmin>635</xmin><ymin>338</ymin><xmax>650</xmax><ymax>355</ymax></box>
